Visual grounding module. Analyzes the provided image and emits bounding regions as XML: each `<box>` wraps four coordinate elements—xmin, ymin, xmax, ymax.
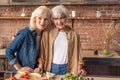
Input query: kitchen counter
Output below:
<box><xmin>85</xmin><ymin>75</ymin><xmax>120</xmax><ymax>80</ymax></box>
<box><xmin>0</xmin><ymin>49</ymin><xmax>6</xmax><ymax>58</ymax></box>
<box><xmin>0</xmin><ymin>49</ymin><xmax>120</xmax><ymax>75</ymax></box>
<box><xmin>83</xmin><ymin>50</ymin><xmax>120</xmax><ymax>58</ymax></box>
<box><xmin>82</xmin><ymin>51</ymin><xmax>120</xmax><ymax>76</ymax></box>
<box><xmin>0</xmin><ymin>49</ymin><xmax>120</xmax><ymax>77</ymax></box>
<box><xmin>56</xmin><ymin>75</ymin><xmax>120</xmax><ymax>80</ymax></box>
<box><xmin>6</xmin><ymin>73</ymin><xmax>120</xmax><ymax>80</ymax></box>
<box><xmin>0</xmin><ymin>49</ymin><xmax>6</xmax><ymax>55</ymax></box>
<box><xmin>6</xmin><ymin>74</ymin><xmax>120</xmax><ymax>80</ymax></box>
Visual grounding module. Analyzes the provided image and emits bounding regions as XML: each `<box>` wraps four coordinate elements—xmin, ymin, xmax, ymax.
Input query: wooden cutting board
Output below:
<box><xmin>6</xmin><ymin>71</ymin><xmax>56</xmax><ymax>80</ymax></box>
<box><xmin>15</xmin><ymin>73</ymin><xmax>49</xmax><ymax>80</ymax></box>
<box><xmin>6</xmin><ymin>73</ymin><xmax>49</xmax><ymax>80</ymax></box>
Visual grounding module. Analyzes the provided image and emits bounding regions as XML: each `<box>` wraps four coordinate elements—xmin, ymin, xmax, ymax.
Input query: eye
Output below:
<box><xmin>60</xmin><ymin>16</ymin><xmax>65</xmax><ymax>19</ymax></box>
<box><xmin>53</xmin><ymin>18</ymin><xmax>58</xmax><ymax>20</ymax></box>
<box><xmin>38</xmin><ymin>17</ymin><xmax>42</xmax><ymax>20</ymax></box>
<box><xmin>44</xmin><ymin>18</ymin><xmax>49</xmax><ymax>21</ymax></box>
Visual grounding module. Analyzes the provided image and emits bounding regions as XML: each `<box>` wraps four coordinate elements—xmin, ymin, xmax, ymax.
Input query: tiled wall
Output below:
<box><xmin>0</xmin><ymin>4</ymin><xmax>120</xmax><ymax>50</ymax></box>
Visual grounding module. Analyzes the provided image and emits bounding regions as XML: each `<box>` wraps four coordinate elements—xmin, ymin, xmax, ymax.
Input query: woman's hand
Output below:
<box><xmin>34</xmin><ymin>63</ymin><xmax>43</xmax><ymax>72</ymax></box>
<box><xmin>19</xmin><ymin>66</ymin><xmax>34</xmax><ymax>73</ymax></box>
<box><xmin>34</xmin><ymin>67</ymin><xmax>43</xmax><ymax>73</ymax></box>
<box><xmin>78</xmin><ymin>64</ymin><xmax>87</xmax><ymax>76</ymax></box>
<box><xmin>78</xmin><ymin>68</ymin><xmax>87</xmax><ymax>76</ymax></box>
<box><xmin>13</xmin><ymin>62</ymin><xmax>34</xmax><ymax>73</ymax></box>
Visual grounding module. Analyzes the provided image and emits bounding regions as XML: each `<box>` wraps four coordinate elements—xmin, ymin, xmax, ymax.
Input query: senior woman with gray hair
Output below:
<box><xmin>39</xmin><ymin>5</ymin><xmax>86</xmax><ymax>75</ymax></box>
<box><xmin>6</xmin><ymin>6</ymin><xmax>51</xmax><ymax>73</ymax></box>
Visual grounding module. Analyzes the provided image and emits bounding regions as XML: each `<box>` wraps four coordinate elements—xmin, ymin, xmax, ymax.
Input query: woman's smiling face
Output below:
<box><xmin>53</xmin><ymin>14</ymin><xmax>67</xmax><ymax>31</ymax></box>
<box><xmin>35</xmin><ymin>12</ymin><xmax>50</xmax><ymax>31</ymax></box>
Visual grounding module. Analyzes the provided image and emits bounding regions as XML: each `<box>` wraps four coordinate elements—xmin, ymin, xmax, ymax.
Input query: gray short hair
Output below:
<box><xmin>51</xmin><ymin>5</ymin><xmax>68</xmax><ymax>19</ymax></box>
<box><xmin>30</xmin><ymin>6</ymin><xmax>51</xmax><ymax>31</ymax></box>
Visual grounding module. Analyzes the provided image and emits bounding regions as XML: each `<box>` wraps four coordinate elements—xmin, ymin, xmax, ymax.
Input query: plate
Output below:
<box><xmin>46</xmin><ymin>72</ymin><xmax>56</xmax><ymax>78</ymax></box>
<box><xmin>98</xmin><ymin>53</ymin><xmax>113</xmax><ymax>57</ymax></box>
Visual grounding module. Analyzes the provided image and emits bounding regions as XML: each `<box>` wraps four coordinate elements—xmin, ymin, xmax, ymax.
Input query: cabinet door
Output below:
<box><xmin>0</xmin><ymin>59</ymin><xmax>4</xmax><ymax>71</ymax></box>
<box><xmin>0</xmin><ymin>0</ymin><xmax>9</xmax><ymax>5</ymax></box>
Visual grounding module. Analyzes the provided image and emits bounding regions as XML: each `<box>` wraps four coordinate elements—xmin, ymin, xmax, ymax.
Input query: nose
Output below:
<box><xmin>41</xmin><ymin>18</ymin><xmax>45</xmax><ymax>24</ymax></box>
<box><xmin>57</xmin><ymin>19</ymin><xmax>62</xmax><ymax>24</ymax></box>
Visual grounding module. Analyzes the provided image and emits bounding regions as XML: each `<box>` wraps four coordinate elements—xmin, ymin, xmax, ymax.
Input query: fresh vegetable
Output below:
<box><xmin>17</xmin><ymin>71</ymin><xmax>26</xmax><ymax>75</ymax></box>
<box><xmin>30</xmin><ymin>72</ymin><xmax>42</xmax><ymax>77</ymax></box>
<box><xmin>11</xmin><ymin>76</ymin><xmax>17</xmax><ymax>80</ymax></box>
<box><xmin>103</xmin><ymin>49</ymin><xmax>109</xmax><ymax>55</ymax></box>
<box><xmin>20</xmin><ymin>73</ymin><xmax>29</xmax><ymax>79</ymax></box>
<box><xmin>62</xmin><ymin>72</ymin><xmax>85</xmax><ymax>80</ymax></box>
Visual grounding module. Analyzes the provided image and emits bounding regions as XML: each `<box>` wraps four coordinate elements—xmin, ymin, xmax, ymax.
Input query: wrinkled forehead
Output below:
<box><xmin>53</xmin><ymin>12</ymin><xmax>65</xmax><ymax>18</ymax></box>
<box><xmin>37</xmin><ymin>11</ymin><xmax>51</xmax><ymax>18</ymax></box>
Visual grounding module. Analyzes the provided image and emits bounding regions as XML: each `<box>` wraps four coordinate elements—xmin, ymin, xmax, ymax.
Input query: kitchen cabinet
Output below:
<box><xmin>0</xmin><ymin>56</ymin><xmax>11</xmax><ymax>72</ymax></box>
<box><xmin>84</xmin><ymin>58</ymin><xmax>120</xmax><ymax>76</ymax></box>
<box><xmin>0</xmin><ymin>56</ymin><xmax>11</xmax><ymax>80</ymax></box>
<box><xmin>83</xmin><ymin>50</ymin><xmax>120</xmax><ymax>76</ymax></box>
<box><xmin>0</xmin><ymin>49</ymin><xmax>12</xmax><ymax>80</ymax></box>
<box><xmin>85</xmin><ymin>76</ymin><xmax>120</xmax><ymax>80</ymax></box>
<box><xmin>0</xmin><ymin>49</ymin><xmax>12</xmax><ymax>71</ymax></box>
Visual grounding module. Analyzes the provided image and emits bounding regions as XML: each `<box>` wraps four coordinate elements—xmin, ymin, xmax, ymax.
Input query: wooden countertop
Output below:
<box><xmin>83</xmin><ymin>50</ymin><xmax>120</xmax><ymax>58</ymax></box>
<box><xmin>0</xmin><ymin>49</ymin><xmax>5</xmax><ymax>55</ymax></box>
<box><xmin>0</xmin><ymin>49</ymin><xmax>6</xmax><ymax>58</ymax></box>
<box><xmin>0</xmin><ymin>49</ymin><xmax>120</xmax><ymax>58</ymax></box>
<box><xmin>85</xmin><ymin>75</ymin><xmax>120</xmax><ymax>80</ymax></box>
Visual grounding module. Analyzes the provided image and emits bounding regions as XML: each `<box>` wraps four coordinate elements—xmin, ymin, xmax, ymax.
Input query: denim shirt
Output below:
<box><xmin>6</xmin><ymin>27</ymin><xmax>39</xmax><ymax>70</ymax></box>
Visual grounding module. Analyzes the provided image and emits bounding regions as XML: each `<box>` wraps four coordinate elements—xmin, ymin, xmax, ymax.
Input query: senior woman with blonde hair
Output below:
<box><xmin>6</xmin><ymin>6</ymin><xmax>51</xmax><ymax>73</ymax></box>
<box><xmin>39</xmin><ymin>5</ymin><xmax>86</xmax><ymax>75</ymax></box>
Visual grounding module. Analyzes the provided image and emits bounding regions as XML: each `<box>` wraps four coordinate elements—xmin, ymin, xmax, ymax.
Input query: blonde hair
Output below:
<box><xmin>51</xmin><ymin>5</ymin><xmax>68</xmax><ymax>19</ymax></box>
<box><xmin>30</xmin><ymin>6</ymin><xmax>51</xmax><ymax>31</ymax></box>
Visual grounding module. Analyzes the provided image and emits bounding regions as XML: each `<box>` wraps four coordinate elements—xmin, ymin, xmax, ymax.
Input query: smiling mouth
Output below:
<box><xmin>41</xmin><ymin>25</ymin><xmax>45</xmax><ymax>27</ymax></box>
<box><xmin>58</xmin><ymin>24</ymin><xmax>63</xmax><ymax>26</ymax></box>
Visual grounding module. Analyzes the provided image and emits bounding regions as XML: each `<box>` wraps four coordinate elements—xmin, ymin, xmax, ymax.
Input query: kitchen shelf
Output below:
<box><xmin>0</xmin><ymin>0</ymin><xmax>120</xmax><ymax>6</ymax></box>
<box><xmin>69</xmin><ymin>17</ymin><xmax>120</xmax><ymax>20</ymax></box>
<box><xmin>74</xmin><ymin>17</ymin><xmax>119</xmax><ymax>20</ymax></box>
<box><xmin>45</xmin><ymin>2</ymin><xmax>119</xmax><ymax>5</ymax></box>
<box><xmin>0</xmin><ymin>17</ymin><xmax>30</xmax><ymax>20</ymax></box>
<box><xmin>1</xmin><ymin>2</ymin><xmax>120</xmax><ymax>6</ymax></box>
<box><xmin>0</xmin><ymin>17</ymin><xmax>119</xmax><ymax>20</ymax></box>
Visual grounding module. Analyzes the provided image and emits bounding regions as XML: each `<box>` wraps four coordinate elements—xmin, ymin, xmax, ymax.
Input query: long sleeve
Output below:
<box><xmin>77</xmin><ymin>32</ymin><xmax>84</xmax><ymax>66</ymax></box>
<box><xmin>38</xmin><ymin>31</ymin><xmax>48</xmax><ymax>68</ymax></box>
<box><xmin>6</xmin><ymin>32</ymin><xmax>25</xmax><ymax>65</ymax></box>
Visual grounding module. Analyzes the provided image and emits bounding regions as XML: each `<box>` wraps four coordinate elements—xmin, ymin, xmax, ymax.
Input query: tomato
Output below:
<box><xmin>11</xmin><ymin>76</ymin><xmax>17</xmax><ymax>80</ymax></box>
<box><xmin>20</xmin><ymin>75</ymin><xmax>25</xmax><ymax>78</ymax></box>
<box><xmin>20</xmin><ymin>73</ymin><xmax>29</xmax><ymax>79</ymax></box>
<box><xmin>24</xmin><ymin>75</ymin><xmax>29</xmax><ymax>79</ymax></box>
<box><xmin>25</xmin><ymin>73</ymin><xmax>29</xmax><ymax>76</ymax></box>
